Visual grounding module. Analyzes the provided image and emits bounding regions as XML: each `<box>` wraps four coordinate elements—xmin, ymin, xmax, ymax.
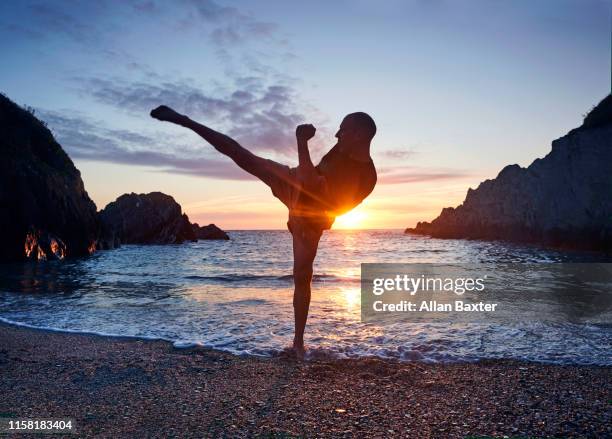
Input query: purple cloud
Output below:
<box><xmin>39</xmin><ymin>108</ymin><xmax>464</xmax><ymax>186</ymax></box>
<box><xmin>378</xmin><ymin>166</ymin><xmax>471</xmax><ymax>184</ymax></box>
<box><xmin>76</xmin><ymin>76</ymin><xmax>311</xmax><ymax>156</ymax></box>
<box><xmin>39</xmin><ymin>110</ymin><xmax>254</xmax><ymax>181</ymax></box>
<box><xmin>185</xmin><ymin>0</ymin><xmax>278</xmax><ymax>45</ymax></box>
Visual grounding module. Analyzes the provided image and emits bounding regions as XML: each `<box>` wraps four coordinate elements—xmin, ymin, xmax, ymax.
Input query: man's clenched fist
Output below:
<box><xmin>296</xmin><ymin>124</ymin><xmax>316</xmax><ymax>141</ymax></box>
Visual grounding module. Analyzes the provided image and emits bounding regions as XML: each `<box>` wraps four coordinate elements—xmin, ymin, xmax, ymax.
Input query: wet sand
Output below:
<box><xmin>0</xmin><ymin>322</ymin><xmax>609</xmax><ymax>438</ymax></box>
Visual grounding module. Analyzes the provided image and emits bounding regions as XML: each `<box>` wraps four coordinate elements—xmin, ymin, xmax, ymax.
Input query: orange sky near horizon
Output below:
<box><xmin>77</xmin><ymin>159</ymin><xmax>484</xmax><ymax>230</ymax></box>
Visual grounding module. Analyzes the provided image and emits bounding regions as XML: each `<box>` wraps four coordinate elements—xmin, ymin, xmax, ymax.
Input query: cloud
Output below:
<box><xmin>0</xmin><ymin>22</ymin><xmax>43</xmax><ymax>39</ymax></box>
<box><xmin>39</xmin><ymin>109</ymin><xmax>254</xmax><ymax>181</ymax></box>
<box><xmin>27</xmin><ymin>2</ymin><xmax>96</xmax><ymax>42</ymax></box>
<box><xmin>38</xmin><ymin>108</ymin><xmax>466</xmax><ymax>187</ymax></box>
<box><xmin>377</xmin><ymin>166</ymin><xmax>471</xmax><ymax>184</ymax></box>
<box><xmin>375</xmin><ymin>149</ymin><xmax>419</xmax><ymax>161</ymax></box>
<box><xmin>184</xmin><ymin>0</ymin><xmax>278</xmax><ymax>45</ymax></box>
<box><xmin>3</xmin><ymin>1</ymin><xmax>157</xmax><ymax>75</ymax></box>
<box><xmin>76</xmin><ymin>76</ymin><xmax>317</xmax><ymax>157</ymax></box>
<box><xmin>5</xmin><ymin>0</ymin><xmax>282</xmax><ymax>75</ymax></box>
<box><xmin>131</xmin><ymin>1</ymin><xmax>156</xmax><ymax>14</ymax></box>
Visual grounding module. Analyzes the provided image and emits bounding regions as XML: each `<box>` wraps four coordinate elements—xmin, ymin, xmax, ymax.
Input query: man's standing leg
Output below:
<box><xmin>291</xmin><ymin>221</ymin><xmax>323</xmax><ymax>358</ymax></box>
<box><xmin>290</xmin><ymin>125</ymin><xmax>328</xmax><ymax>358</ymax></box>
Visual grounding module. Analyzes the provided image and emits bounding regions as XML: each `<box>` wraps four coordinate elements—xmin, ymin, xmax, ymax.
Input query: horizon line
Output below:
<box><xmin>222</xmin><ymin>228</ymin><xmax>406</xmax><ymax>231</ymax></box>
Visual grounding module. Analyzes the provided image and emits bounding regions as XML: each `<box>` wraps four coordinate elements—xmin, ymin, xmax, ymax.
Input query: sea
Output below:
<box><xmin>1</xmin><ymin>230</ymin><xmax>610</xmax><ymax>365</ymax></box>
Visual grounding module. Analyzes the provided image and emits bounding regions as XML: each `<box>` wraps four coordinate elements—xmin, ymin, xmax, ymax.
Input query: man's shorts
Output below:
<box><xmin>263</xmin><ymin>159</ymin><xmax>335</xmax><ymax>237</ymax></box>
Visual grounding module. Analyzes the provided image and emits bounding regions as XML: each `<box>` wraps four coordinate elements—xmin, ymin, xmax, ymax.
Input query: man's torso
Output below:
<box><xmin>316</xmin><ymin>144</ymin><xmax>376</xmax><ymax>214</ymax></box>
<box><xmin>291</xmin><ymin>144</ymin><xmax>377</xmax><ymax>227</ymax></box>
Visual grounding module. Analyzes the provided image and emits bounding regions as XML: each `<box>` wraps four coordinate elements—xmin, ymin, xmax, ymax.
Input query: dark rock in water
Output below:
<box><xmin>97</xmin><ymin>220</ymin><xmax>121</xmax><ymax>250</ymax></box>
<box><xmin>406</xmin><ymin>94</ymin><xmax>612</xmax><ymax>252</ymax></box>
<box><xmin>0</xmin><ymin>93</ymin><xmax>99</xmax><ymax>262</ymax></box>
<box><xmin>99</xmin><ymin>192</ymin><xmax>197</xmax><ymax>245</ymax></box>
<box><xmin>192</xmin><ymin>223</ymin><xmax>229</xmax><ymax>240</ymax></box>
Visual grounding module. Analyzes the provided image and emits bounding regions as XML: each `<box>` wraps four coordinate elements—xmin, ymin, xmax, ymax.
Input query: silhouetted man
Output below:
<box><xmin>151</xmin><ymin>105</ymin><xmax>377</xmax><ymax>358</ymax></box>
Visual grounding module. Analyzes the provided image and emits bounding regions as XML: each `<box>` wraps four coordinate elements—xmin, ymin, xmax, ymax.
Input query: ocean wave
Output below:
<box><xmin>0</xmin><ymin>317</ymin><xmax>609</xmax><ymax>366</ymax></box>
<box><xmin>184</xmin><ymin>273</ymin><xmax>359</xmax><ymax>284</ymax></box>
<box><xmin>0</xmin><ymin>316</ymin><xmax>169</xmax><ymax>343</ymax></box>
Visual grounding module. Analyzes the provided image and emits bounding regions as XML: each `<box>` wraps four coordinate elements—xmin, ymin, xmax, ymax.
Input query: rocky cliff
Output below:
<box><xmin>406</xmin><ymin>94</ymin><xmax>612</xmax><ymax>252</ymax></box>
<box><xmin>0</xmin><ymin>93</ymin><xmax>100</xmax><ymax>262</ymax></box>
<box><xmin>99</xmin><ymin>192</ymin><xmax>198</xmax><ymax>245</ymax></box>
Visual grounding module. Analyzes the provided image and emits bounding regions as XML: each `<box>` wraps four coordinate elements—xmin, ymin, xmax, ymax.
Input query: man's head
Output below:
<box><xmin>335</xmin><ymin>112</ymin><xmax>377</xmax><ymax>146</ymax></box>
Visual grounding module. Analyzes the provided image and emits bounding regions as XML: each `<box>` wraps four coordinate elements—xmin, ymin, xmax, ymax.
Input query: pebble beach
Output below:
<box><xmin>1</xmin><ymin>322</ymin><xmax>609</xmax><ymax>438</ymax></box>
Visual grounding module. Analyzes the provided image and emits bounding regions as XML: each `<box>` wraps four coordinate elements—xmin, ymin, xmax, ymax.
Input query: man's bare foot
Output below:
<box><xmin>280</xmin><ymin>346</ymin><xmax>296</xmax><ymax>358</ymax></box>
<box><xmin>150</xmin><ymin>105</ymin><xmax>185</xmax><ymax>124</ymax></box>
<box><xmin>279</xmin><ymin>343</ymin><xmax>306</xmax><ymax>360</ymax></box>
<box><xmin>292</xmin><ymin>340</ymin><xmax>305</xmax><ymax>360</ymax></box>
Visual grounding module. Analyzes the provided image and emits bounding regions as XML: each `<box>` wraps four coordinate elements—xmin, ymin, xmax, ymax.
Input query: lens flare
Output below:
<box><xmin>333</xmin><ymin>209</ymin><xmax>367</xmax><ymax>229</ymax></box>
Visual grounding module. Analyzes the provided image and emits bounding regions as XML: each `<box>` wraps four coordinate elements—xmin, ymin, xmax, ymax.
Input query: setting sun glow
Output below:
<box><xmin>333</xmin><ymin>209</ymin><xmax>367</xmax><ymax>229</ymax></box>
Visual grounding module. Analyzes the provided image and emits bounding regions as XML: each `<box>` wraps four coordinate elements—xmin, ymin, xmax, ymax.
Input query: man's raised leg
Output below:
<box><xmin>151</xmin><ymin>105</ymin><xmax>291</xmax><ymax>189</ymax></box>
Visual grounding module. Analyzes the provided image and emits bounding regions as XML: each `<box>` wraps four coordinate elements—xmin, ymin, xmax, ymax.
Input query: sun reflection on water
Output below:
<box><xmin>341</xmin><ymin>287</ymin><xmax>361</xmax><ymax>310</ymax></box>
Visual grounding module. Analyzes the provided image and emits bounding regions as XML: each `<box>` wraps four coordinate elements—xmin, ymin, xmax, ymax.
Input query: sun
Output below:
<box><xmin>333</xmin><ymin>209</ymin><xmax>367</xmax><ymax>229</ymax></box>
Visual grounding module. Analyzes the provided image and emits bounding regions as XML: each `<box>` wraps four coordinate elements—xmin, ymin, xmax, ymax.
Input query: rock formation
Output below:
<box><xmin>0</xmin><ymin>93</ymin><xmax>100</xmax><ymax>262</ymax></box>
<box><xmin>406</xmin><ymin>94</ymin><xmax>612</xmax><ymax>252</ymax></box>
<box><xmin>99</xmin><ymin>192</ymin><xmax>198</xmax><ymax>245</ymax></box>
<box><xmin>192</xmin><ymin>223</ymin><xmax>230</xmax><ymax>240</ymax></box>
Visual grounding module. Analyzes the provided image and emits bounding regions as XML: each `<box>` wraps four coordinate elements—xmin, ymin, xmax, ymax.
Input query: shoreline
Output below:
<box><xmin>2</xmin><ymin>317</ymin><xmax>608</xmax><ymax>366</ymax></box>
<box><xmin>1</xmin><ymin>321</ymin><xmax>610</xmax><ymax>437</ymax></box>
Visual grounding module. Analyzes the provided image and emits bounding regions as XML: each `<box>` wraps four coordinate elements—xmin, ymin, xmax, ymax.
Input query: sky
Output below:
<box><xmin>1</xmin><ymin>0</ymin><xmax>610</xmax><ymax>229</ymax></box>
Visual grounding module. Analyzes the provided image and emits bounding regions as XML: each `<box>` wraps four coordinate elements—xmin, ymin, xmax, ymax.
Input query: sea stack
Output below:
<box><xmin>0</xmin><ymin>93</ymin><xmax>100</xmax><ymax>262</ymax></box>
<box><xmin>406</xmin><ymin>95</ymin><xmax>612</xmax><ymax>252</ymax></box>
<box><xmin>192</xmin><ymin>223</ymin><xmax>230</xmax><ymax>240</ymax></box>
<box><xmin>99</xmin><ymin>192</ymin><xmax>198</xmax><ymax>245</ymax></box>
